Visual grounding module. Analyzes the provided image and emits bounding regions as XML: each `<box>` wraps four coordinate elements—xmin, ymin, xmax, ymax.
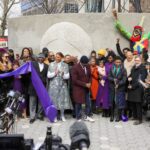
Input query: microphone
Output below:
<box><xmin>7</xmin><ymin>91</ymin><xmax>21</xmax><ymax>99</ymax></box>
<box><xmin>13</xmin><ymin>91</ymin><xmax>21</xmax><ymax>99</ymax></box>
<box><xmin>5</xmin><ymin>91</ymin><xmax>21</xmax><ymax>114</ymax></box>
<box><xmin>7</xmin><ymin>90</ymin><xmax>15</xmax><ymax>97</ymax></box>
<box><xmin>69</xmin><ymin>121</ymin><xmax>90</xmax><ymax>150</ymax></box>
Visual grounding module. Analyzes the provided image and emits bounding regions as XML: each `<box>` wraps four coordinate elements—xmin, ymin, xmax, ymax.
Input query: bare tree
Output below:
<box><xmin>118</xmin><ymin>0</ymin><xmax>122</xmax><ymax>12</ymax></box>
<box><xmin>0</xmin><ymin>0</ymin><xmax>20</xmax><ymax>37</ymax></box>
<box><xmin>112</xmin><ymin>0</ymin><xmax>116</xmax><ymax>9</ymax></box>
<box><xmin>29</xmin><ymin>0</ymin><xmax>65</xmax><ymax>14</ymax></box>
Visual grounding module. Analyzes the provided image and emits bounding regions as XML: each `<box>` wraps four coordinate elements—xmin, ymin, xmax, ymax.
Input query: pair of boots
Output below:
<box><xmin>110</xmin><ymin>108</ymin><xmax>122</xmax><ymax>122</ymax></box>
<box><xmin>54</xmin><ymin>109</ymin><xmax>66</xmax><ymax>123</ymax></box>
<box><xmin>102</xmin><ymin>109</ymin><xmax>110</xmax><ymax>117</ymax></box>
<box><xmin>91</xmin><ymin>100</ymin><xmax>98</xmax><ymax>114</ymax></box>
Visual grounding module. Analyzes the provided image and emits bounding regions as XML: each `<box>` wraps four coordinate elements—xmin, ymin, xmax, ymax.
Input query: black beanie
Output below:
<box><xmin>80</xmin><ymin>56</ymin><xmax>89</xmax><ymax>64</ymax></box>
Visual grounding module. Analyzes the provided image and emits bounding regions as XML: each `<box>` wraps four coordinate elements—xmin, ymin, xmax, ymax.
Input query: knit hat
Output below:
<box><xmin>80</xmin><ymin>56</ymin><xmax>89</xmax><ymax>64</ymax></box>
<box><xmin>97</xmin><ymin>49</ymin><xmax>106</xmax><ymax>56</ymax></box>
<box><xmin>134</xmin><ymin>25</ymin><xmax>143</xmax><ymax>31</ymax></box>
<box><xmin>37</xmin><ymin>53</ymin><xmax>45</xmax><ymax>58</ymax></box>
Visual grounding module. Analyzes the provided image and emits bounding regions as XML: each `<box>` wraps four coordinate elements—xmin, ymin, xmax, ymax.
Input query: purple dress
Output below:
<box><xmin>96</xmin><ymin>62</ymin><xmax>113</xmax><ymax>109</ymax></box>
<box><xmin>13</xmin><ymin>76</ymin><xmax>23</xmax><ymax>93</ymax></box>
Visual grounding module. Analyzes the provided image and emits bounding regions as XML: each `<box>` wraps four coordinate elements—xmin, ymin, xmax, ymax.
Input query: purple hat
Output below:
<box><xmin>0</xmin><ymin>48</ymin><xmax>7</xmax><ymax>53</ymax></box>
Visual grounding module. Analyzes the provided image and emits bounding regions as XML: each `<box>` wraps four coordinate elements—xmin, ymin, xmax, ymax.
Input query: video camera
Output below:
<box><xmin>0</xmin><ymin>121</ymin><xmax>90</xmax><ymax>150</ymax></box>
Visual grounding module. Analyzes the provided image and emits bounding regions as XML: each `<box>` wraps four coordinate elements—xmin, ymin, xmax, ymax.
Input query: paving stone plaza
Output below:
<box><xmin>16</xmin><ymin>115</ymin><xmax>150</xmax><ymax>150</ymax></box>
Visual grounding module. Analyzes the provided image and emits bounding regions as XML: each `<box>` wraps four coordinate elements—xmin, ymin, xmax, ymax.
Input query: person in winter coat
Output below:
<box><xmin>90</xmin><ymin>58</ymin><xmax>99</xmax><ymax>113</ymax></box>
<box><xmin>108</xmin><ymin>56</ymin><xmax>127</xmax><ymax>122</ymax></box>
<box><xmin>128</xmin><ymin>56</ymin><xmax>147</xmax><ymax>125</ymax></box>
<box><xmin>71</xmin><ymin>56</ymin><xmax>95</xmax><ymax>122</ymax></box>
<box><xmin>96</xmin><ymin>60</ymin><xmax>110</xmax><ymax>117</ymax></box>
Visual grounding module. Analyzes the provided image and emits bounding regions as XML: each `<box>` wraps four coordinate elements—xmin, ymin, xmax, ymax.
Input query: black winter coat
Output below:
<box><xmin>28</xmin><ymin>61</ymin><xmax>48</xmax><ymax>96</ymax></box>
<box><xmin>108</xmin><ymin>65</ymin><xmax>127</xmax><ymax>92</ymax></box>
<box><xmin>128</xmin><ymin>64</ymin><xmax>147</xmax><ymax>103</ymax></box>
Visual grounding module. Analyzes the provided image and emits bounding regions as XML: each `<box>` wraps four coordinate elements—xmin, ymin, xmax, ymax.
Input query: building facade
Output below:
<box><xmin>21</xmin><ymin>0</ymin><xmax>129</xmax><ymax>15</ymax></box>
<box><xmin>129</xmin><ymin>0</ymin><xmax>150</xmax><ymax>12</ymax></box>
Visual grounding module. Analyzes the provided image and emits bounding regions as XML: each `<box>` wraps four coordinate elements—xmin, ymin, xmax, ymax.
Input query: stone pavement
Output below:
<box><xmin>15</xmin><ymin>115</ymin><xmax>150</xmax><ymax>150</ymax></box>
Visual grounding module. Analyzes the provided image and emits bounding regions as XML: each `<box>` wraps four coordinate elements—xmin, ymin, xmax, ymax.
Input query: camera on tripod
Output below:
<box><xmin>0</xmin><ymin>90</ymin><xmax>25</xmax><ymax>133</ymax></box>
<box><xmin>39</xmin><ymin>121</ymin><xmax>90</xmax><ymax>150</ymax></box>
<box><xmin>0</xmin><ymin>121</ymin><xmax>90</xmax><ymax>150</ymax></box>
<box><xmin>38</xmin><ymin>127</ymin><xmax>70</xmax><ymax>150</ymax></box>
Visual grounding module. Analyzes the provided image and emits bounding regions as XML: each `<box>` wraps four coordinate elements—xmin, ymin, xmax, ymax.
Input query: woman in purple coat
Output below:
<box><xmin>96</xmin><ymin>54</ymin><xmax>114</xmax><ymax>117</ymax></box>
<box><xmin>108</xmin><ymin>56</ymin><xmax>127</xmax><ymax>122</ymax></box>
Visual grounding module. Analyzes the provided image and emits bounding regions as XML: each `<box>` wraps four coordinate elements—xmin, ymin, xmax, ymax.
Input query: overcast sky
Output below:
<box><xmin>0</xmin><ymin>2</ymin><xmax>21</xmax><ymax>18</ymax></box>
<box><xmin>0</xmin><ymin>2</ymin><xmax>21</xmax><ymax>36</ymax></box>
<box><xmin>9</xmin><ymin>2</ymin><xmax>21</xmax><ymax>18</ymax></box>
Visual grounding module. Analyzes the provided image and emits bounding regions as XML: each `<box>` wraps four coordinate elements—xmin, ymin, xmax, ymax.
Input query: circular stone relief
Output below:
<box><xmin>40</xmin><ymin>22</ymin><xmax>93</xmax><ymax>57</ymax></box>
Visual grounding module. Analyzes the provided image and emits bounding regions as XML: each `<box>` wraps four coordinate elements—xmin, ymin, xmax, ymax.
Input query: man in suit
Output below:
<box><xmin>28</xmin><ymin>53</ymin><xmax>48</xmax><ymax>123</ymax></box>
<box><xmin>71</xmin><ymin>56</ymin><xmax>95</xmax><ymax>122</ymax></box>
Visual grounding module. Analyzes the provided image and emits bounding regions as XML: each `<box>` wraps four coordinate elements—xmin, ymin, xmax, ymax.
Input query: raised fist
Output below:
<box><xmin>117</xmin><ymin>38</ymin><xmax>120</xmax><ymax>43</ymax></box>
<box><xmin>112</xmin><ymin>9</ymin><xmax>118</xmax><ymax>20</ymax></box>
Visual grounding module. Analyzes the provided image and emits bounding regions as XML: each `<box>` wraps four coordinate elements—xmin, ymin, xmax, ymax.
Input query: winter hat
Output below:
<box><xmin>98</xmin><ymin>49</ymin><xmax>106</xmax><ymax>56</ymax></box>
<box><xmin>80</xmin><ymin>56</ymin><xmax>89</xmax><ymax>64</ymax></box>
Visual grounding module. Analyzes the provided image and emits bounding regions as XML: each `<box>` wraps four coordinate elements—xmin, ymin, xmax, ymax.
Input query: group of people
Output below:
<box><xmin>0</xmin><ymin>40</ymin><xmax>150</xmax><ymax>125</ymax></box>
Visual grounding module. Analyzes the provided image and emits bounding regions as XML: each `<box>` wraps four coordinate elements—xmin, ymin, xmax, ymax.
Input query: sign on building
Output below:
<box><xmin>0</xmin><ymin>38</ymin><xmax>8</xmax><ymax>48</ymax></box>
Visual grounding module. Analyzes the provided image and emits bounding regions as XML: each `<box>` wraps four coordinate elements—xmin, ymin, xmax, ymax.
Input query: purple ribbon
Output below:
<box><xmin>0</xmin><ymin>62</ymin><xmax>57</xmax><ymax>122</ymax></box>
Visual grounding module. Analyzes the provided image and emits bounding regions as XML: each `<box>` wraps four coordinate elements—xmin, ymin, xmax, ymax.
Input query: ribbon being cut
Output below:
<box><xmin>0</xmin><ymin>62</ymin><xmax>57</xmax><ymax>122</ymax></box>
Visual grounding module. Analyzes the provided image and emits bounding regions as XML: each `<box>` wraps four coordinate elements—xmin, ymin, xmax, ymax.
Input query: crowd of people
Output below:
<box><xmin>0</xmin><ymin>39</ymin><xmax>150</xmax><ymax>125</ymax></box>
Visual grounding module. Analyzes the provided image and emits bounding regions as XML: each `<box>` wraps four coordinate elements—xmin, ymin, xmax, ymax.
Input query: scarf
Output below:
<box><xmin>98</xmin><ymin>66</ymin><xmax>106</xmax><ymax>76</ymax></box>
<box><xmin>113</xmin><ymin>65</ymin><xmax>121</xmax><ymax>77</ymax></box>
<box><xmin>124</xmin><ymin>58</ymin><xmax>135</xmax><ymax>76</ymax></box>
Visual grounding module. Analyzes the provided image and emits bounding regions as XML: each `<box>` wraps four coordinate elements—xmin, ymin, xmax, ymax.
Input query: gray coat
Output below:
<box><xmin>47</xmin><ymin>61</ymin><xmax>72</xmax><ymax>110</ymax></box>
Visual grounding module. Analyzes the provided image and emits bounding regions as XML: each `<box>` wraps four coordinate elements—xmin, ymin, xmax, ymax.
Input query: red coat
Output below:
<box><xmin>71</xmin><ymin>63</ymin><xmax>91</xmax><ymax>104</ymax></box>
<box><xmin>90</xmin><ymin>66</ymin><xmax>99</xmax><ymax>100</ymax></box>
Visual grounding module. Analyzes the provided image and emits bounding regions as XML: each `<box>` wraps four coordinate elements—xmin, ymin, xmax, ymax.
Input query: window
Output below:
<box><xmin>64</xmin><ymin>3</ymin><xmax>78</xmax><ymax>13</ymax></box>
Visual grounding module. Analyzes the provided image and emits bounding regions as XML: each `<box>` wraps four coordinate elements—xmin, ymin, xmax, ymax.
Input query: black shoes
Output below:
<box><xmin>115</xmin><ymin>117</ymin><xmax>120</xmax><ymax>122</ymax></box>
<box><xmin>130</xmin><ymin>117</ymin><xmax>136</xmax><ymax>121</ymax></box>
<box><xmin>115</xmin><ymin>113</ymin><xmax>120</xmax><ymax>122</ymax></box>
<box><xmin>29</xmin><ymin>118</ymin><xmax>35</xmax><ymax>124</ymax></box>
<box><xmin>133</xmin><ymin>120</ymin><xmax>142</xmax><ymax>125</ymax></box>
<box><xmin>110</xmin><ymin>108</ymin><xmax>114</xmax><ymax>122</ymax></box>
<box><xmin>110</xmin><ymin>115</ymin><xmax>114</xmax><ymax>122</ymax></box>
<box><xmin>37</xmin><ymin>115</ymin><xmax>44</xmax><ymax>121</ymax></box>
<box><xmin>102</xmin><ymin>111</ymin><xmax>105</xmax><ymax>117</ymax></box>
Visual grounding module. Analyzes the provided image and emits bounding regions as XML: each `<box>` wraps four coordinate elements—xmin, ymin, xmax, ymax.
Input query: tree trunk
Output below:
<box><xmin>101</xmin><ymin>0</ymin><xmax>105</xmax><ymax>12</ymax></box>
<box><xmin>118</xmin><ymin>0</ymin><xmax>122</xmax><ymax>12</ymax></box>
<box><xmin>1</xmin><ymin>15</ymin><xmax>7</xmax><ymax>37</ymax></box>
<box><xmin>112</xmin><ymin>0</ymin><xmax>116</xmax><ymax>9</ymax></box>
